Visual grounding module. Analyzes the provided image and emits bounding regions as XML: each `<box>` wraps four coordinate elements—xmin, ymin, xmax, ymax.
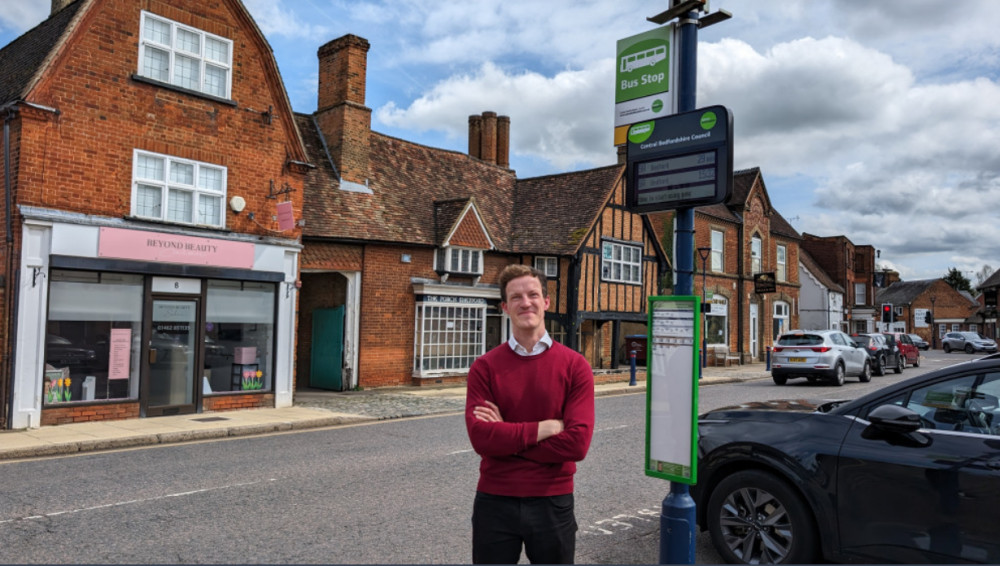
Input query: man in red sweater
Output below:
<box><xmin>466</xmin><ymin>264</ymin><xmax>595</xmax><ymax>564</ymax></box>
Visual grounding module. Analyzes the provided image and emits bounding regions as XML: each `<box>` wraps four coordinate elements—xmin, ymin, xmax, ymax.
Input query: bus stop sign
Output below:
<box><xmin>625</xmin><ymin>105</ymin><xmax>733</xmax><ymax>213</ymax></box>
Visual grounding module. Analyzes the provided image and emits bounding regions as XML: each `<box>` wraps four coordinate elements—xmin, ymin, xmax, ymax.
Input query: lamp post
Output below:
<box><xmin>930</xmin><ymin>295</ymin><xmax>937</xmax><ymax>349</ymax></box>
<box><xmin>697</xmin><ymin>246</ymin><xmax>712</xmax><ymax>370</ymax></box>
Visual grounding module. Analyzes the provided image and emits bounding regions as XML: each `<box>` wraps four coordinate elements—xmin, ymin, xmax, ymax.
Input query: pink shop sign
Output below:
<box><xmin>99</xmin><ymin>227</ymin><xmax>254</xmax><ymax>269</ymax></box>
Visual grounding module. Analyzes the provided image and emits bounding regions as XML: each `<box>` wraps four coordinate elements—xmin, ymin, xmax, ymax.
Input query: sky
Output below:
<box><xmin>2</xmin><ymin>0</ymin><xmax>999</xmax><ymax>285</ymax></box>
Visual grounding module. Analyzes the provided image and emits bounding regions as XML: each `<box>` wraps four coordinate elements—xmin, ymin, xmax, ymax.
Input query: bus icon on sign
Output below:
<box><xmin>620</xmin><ymin>45</ymin><xmax>667</xmax><ymax>73</ymax></box>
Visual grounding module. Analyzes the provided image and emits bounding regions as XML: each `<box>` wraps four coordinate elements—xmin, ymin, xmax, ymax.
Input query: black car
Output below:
<box><xmin>693</xmin><ymin>354</ymin><xmax>1000</xmax><ymax>564</ymax></box>
<box><xmin>851</xmin><ymin>332</ymin><xmax>902</xmax><ymax>376</ymax></box>
<box><xmin>908</xmin><ymin>333</ymin><xmax>930</xmax><ymax>351</ymax></box>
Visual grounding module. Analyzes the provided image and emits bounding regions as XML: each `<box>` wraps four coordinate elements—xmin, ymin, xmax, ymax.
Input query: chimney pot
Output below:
<box><xmin>480</xmin><ymin>111</ymin><xmax>497</xmax><ymax>165</ymax></box>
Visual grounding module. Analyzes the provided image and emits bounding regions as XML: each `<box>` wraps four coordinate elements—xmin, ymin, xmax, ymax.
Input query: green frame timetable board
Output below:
<box><xmin>644</xmin><ymin>295</ymin><xmax>700</xmax><ymax>484</ymax></box>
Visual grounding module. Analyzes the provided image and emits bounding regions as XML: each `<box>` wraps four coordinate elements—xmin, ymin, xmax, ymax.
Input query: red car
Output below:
<box><xmin>882</xmin><ymin>332</ymin><xmax>920</xmax><ymax>368</ymax></box>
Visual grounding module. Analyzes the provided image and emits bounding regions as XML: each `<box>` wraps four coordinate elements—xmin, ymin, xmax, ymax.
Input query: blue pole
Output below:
<box><xmin>661</xmin><ymin>8</ymin><xmax>699</xmax><ymax>566</ymax></box>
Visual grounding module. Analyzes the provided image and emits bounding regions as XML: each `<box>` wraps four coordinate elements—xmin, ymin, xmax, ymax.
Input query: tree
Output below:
<box><xmin>943</xmin><ymin>267</ymin><xmax>973</xmax><ymax>293</ymax></box>
<box><xmin>975</xmin><ymin>264</ymin><xmax>995</xmax><ymax>287</ymax></box>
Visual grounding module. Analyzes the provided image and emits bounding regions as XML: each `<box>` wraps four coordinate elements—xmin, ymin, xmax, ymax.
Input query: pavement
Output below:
<box><xmin>0</xmin><ymin>363</ymin><xmax>771</xmax><ymax>461</ymax></box>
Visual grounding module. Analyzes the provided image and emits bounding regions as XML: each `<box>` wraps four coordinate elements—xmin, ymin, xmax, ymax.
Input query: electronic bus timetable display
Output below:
<box><xmin>625</xmin><ymin>105</ymin><xmax>733</xmax><ymax>214</ymax></box>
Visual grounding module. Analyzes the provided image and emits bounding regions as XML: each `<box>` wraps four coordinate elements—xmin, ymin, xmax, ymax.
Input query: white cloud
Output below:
<box><xmin>0</xmin><ymin>0</ymin><xmax>48</xmax><ymax>34</ymax></box>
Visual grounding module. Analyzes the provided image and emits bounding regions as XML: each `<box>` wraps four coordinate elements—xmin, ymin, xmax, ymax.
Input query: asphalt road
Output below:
<box><xmin>0</xmin><ymin>350</ymin><xmax>981</xmax><ymax>564</ymax></box>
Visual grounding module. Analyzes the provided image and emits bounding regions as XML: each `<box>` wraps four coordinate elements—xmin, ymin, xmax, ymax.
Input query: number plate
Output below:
<box><xmin>789</xmin><ymin>357</ymin><xmax>806</xmax><ymax>363</ymax></box>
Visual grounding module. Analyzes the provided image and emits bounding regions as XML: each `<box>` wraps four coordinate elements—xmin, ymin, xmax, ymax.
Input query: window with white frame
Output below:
<box><xmin>971</xmin><ymin>323</ymin><xmax>979</xmax><ymax>333</ymax></box>
<box><xmin>139</xmin><ymin>11</ymin><xmax>233</xmax><ymax>99</ymax></box>
<box><xmin>706</xmin><ymin>296</ymin><xmax>728</xmax><ymax>345</ymax></box>
<box><xmin>601</xmin><ymin>240</ymin><xmax>642</xmax><ymax>284</ymax></box>
<box><xmin>751</xmin><ymin>236</ymin><xmax>762</xmax><ymax>274</ymax></box>
<box><xmin>535</xmin><ymin>256</ymin><xmax>558</xmax><ymax>278</ymax></box>
<box><xmin>435</xmin><ymin>247</ymin><xmax>483</xmax><ymax>275</ymax></box>
<box><xmin>854</xmin><ymin>283</ymin><xmax>866</xmax><ymax>305</ymax></box>
<box><xmin>132</xmin><ymin>150</ymin><xmax>226</xmax><ymax>227</ymax></box>
<box><xmin>773</xmin><ymin>301</ymin><xmax>790</xmax><ymax>340</ymax></box>
<box><xmin>776</xmin><ymin>245</ymin><xmax>787</xmax><ymax>281</ymax></box>
<box><xmin>711</xmin><ymin>229</ymin><xmax>724</xmax><ymax>272</ymax></box>
<box><xmin>413</xmin><ymin>298</ymin><xmax>486</xmax><ymax>374</ymax></box>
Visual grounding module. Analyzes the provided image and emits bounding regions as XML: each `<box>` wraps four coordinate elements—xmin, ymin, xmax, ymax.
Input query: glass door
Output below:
<box><xmin>145</xmin><ymin>299</ymin><xmax>199</xmax><ymax>416</ymax></box>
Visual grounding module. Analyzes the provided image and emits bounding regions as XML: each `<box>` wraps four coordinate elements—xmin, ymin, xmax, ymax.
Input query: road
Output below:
<box><xmin>0</xmin><ymin>350</ymin><xmax>978</xmax><ymax>564</ymax></box>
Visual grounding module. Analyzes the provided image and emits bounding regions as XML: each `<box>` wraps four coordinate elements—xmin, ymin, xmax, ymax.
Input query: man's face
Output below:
<box><xmin>501</xmin><ymin>275</ymin><xmax>550</xmax><ymax>332</ymax></box>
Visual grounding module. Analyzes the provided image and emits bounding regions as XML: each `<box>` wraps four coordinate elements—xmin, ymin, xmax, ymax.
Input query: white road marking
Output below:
<box><xmin>0</xmin><ymin>478</ymin><xmax>277</xmax><ymax>526</ymax></box>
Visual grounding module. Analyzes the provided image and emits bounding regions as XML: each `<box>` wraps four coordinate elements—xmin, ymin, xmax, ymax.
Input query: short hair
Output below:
<box><xmin>498</xmin><ymin>264</ymin><xmax>548</xmax><ymax>303</ymax></box>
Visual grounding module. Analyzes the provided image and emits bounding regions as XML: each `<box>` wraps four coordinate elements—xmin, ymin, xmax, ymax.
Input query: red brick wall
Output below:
<box><xmin>203</xmin><ymin>393</ymin><xmax>274</xmax><ymax>412</ymax></box>
<box><xmin>18</xmin><ymin>0</ymin><xmax>305</xmax><ymax>236</ymax></box>
<box><xmin>41</xmin><ymin>402</ymin><xmax>140</xmax><ymax>426</ymax></box>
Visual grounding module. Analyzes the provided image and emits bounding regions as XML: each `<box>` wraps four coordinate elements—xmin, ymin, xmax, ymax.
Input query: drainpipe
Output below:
<box><xmin>3</xmin><ymin>105</ymin><xmax>15</xmax><ymax>428</ymax></box>
<box><xmin>737</xmin><ymin>221</ymin><xmax>745</xmax><ymax>358</ymax></box>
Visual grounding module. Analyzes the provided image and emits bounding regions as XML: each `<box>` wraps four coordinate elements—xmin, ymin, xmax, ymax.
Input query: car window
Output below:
<box><xmin>830</xmin><ymin>333</ymin><xmax>844</xmax><ymax>346</ymax></box>
<box><xmin>854</xmin><ymin>336</ymin><xmax>870</xmax><ymax>346</ymax></box>
<box><xmin>900</xmin><ymin>335</ymin><xmax>912</xmax><ymax>345</ymax></box>
<box><xmin>903</xmin><ymin>373</ymin><xmax>1000</xmax><ymax>435</ymax></box>
<box><xmin>778</xmin><ymin>334</ymin><xmax>822</xmax><ymax>346</ymax></box>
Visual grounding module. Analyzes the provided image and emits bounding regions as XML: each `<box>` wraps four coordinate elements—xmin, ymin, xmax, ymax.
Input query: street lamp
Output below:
<box><xmin>930</xmin><ymin>295</ymin><xmax>937</xmax><ymax>349</ymax></box>
<box><xmin>697</xmin><ymin>246</ymin><xmax>712</xmax><ymax>370</ymax></box>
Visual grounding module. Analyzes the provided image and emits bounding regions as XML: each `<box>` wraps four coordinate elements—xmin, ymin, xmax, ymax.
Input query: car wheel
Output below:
<box><xmin>965</xmin><ymin>344</ymin><xmax>975</xmax><ymax>354</ymax></box>
<box><xmin>874</xmin><ymin>355</ymin><xmax>885</xmax><ymax>376</ymax></box>
<box><xmin>943</xmin><ymin>344</ymin><xmax>951</xmax><ymax>353</ymax></box>
<box><xmin>914</xmin><ymin>355</ymin><xmax>920</xmax><ymax>367</ymax></box>
<box><xmin>772</xmin><ymin>374</ymin><xmax>787</xmax><ymax>385</ymax></box>
<box><xmin>894</xmin><ymin>355</ymin><xmax>904</xmax><ymax>374</ymax></box>
<box><xmin>706</xmin><ymin>470</ymin><xmax>819</xmax><ymax>565</ymax></box>
<box><xmin>858</xmin><ymin>360</ymin><xmax>871</xmax><ymax>383</ymax></box>
<box><xmin>832</xmin><ymin>362</ymin><xmax>845</xmax><ymax>386</ymax></box>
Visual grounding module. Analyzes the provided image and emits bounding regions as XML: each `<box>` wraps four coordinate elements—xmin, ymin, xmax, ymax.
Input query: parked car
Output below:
<box><xmin>941</xmin><ymin>331</ymin><xmax>998</xmax><ymax>354</ymax></box>
<box><xmin>883</xmin><ymin>331</ymin><xmax>920</xmax><ymax>368</ymax></box>
<box><xmin>770</xmin><ymin>329</ymin><xmax>870</xmax><ymax>386</ymax></box>
<box><xmin>908</xmin><ymin>333</ymin><xmax>930</xmax><ymax>351</ymax></box>
<box><xmin>850</xmin><ymin>333</ymin><xmax>897</xmax><ymax>376</ymax></box>
<box><xmin>693</xmin><ymin>354</ymin><xmax>1000</xmax><ymax>564</ymax></box>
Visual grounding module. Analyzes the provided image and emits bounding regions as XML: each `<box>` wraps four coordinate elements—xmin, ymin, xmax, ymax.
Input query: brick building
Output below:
<box><xmin>876</xmin><ymin>279</ymin><xmax>980</xmax><ymax>348</ymax></box>
<box><xmin>650</xmin><ymin>167</ymin><xmax>801</xmax><ymax>364</ymax></box>
<box><xmin>295</xmin><ymin>35</ymin><xmax>669</xmax><ymax>390</ymax></box>
<box><xmin>799</xmin><ymin>233</ymin><xmax>878</xmax><ymax>334</ymax></box>
<box><xmin>0</xmin><ymin>0</ymin><xmax>308</xmax><ymax>429</ymax></box>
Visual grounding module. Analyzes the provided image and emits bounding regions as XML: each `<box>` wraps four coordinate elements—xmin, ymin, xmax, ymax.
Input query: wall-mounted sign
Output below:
<box><xmin>614</xmin><ymin>25</ymin><xmax>677</xmax><ymax>145</ymax></box>
<box><xmin>754</xmin><ymin>272</ymin><xmax>777</xmax><ymax>294</ymax></box>
<box><xmin>625</xmin><ymin>105</ymin><xmax>733</xmax><ymax>213</ymax></box>
<box><xmin>99</xmin><ymin>227</ymin><xmax>255</xmax><ymax>269</ymax></box>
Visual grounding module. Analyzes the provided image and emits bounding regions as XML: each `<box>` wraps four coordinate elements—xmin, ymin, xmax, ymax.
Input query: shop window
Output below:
<box><xmin>414</xmin><ymin>299</ymin><xmax>486</xmax><ymax>375</ymax></box>
<box><xmin>535</xmin><ymin>256</ymin><xmax>558</xmax><ymax>278</ymax></box>
<box><xmin>132</xmin><ymin>150</ymin><xmax>227</xmax><ymax>228</ymax></box>
<box><xmin>773</xmin><ymin>301</ymin><xmax>790</xmax><ymax>340</ymax></box>
<box><xmin>203</xmin><ymin>280</ymin><xmax>277</xmax><ymax>393</ymax></box>
<box><xmin>138</xmin><ymin>11</ymin><xmax>233</xmax><ymax>99</ymax></box>
<box><xmin>44</xmin><ymin>271</ymin><xmax>143</xmax><ymax>405</ymax></box>
<box><xmin>706</xmin><ymin>296</ymin><xmax>728</xmax><ymax>345</ymax></box>
<box><xmin>601</xmin><ymin>240</ymin><xmax>642</xmax><ymax>284</ymax></box>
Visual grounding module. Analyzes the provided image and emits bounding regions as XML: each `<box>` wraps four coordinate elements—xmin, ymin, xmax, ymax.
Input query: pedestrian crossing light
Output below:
<box><xmin>881</xmin><ymin>303</ymin><xmax>894</xmax><ymax>323</ymax></box>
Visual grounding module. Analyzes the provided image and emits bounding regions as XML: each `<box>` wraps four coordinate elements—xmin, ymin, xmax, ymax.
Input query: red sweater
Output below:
<box><xmin>465</xmin><ymin>341</ymin><xmax>595</xmax><ymax>497</ymax></box>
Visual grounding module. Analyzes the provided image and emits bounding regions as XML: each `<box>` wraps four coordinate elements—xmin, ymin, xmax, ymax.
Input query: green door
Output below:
<box><xmin>310</xmin><ymin>306</ymin><xmax>344</xmax><ymax>390</ymax></box>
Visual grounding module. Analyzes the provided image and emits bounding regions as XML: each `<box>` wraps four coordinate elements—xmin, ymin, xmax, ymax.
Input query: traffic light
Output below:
<box><xmin>924</xmin><ymin>310</ymin><xmax>933</xmax><ymax>324</ymax></box>
<box><xmin>881</xmin><ymin>303</ymin><xmax>893</xmax><ymax>323</ymax></box>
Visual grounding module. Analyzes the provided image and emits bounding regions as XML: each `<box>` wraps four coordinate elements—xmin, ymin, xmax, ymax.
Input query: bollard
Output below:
<box><xmin>629</xmin><ymin>350</ymin><xmax>638</xmax><ymax>386</ymax></box>
<box><xmin>766</xmin><ymin>346</ymin><xmax>772</xmax><ymax>371</ymax></box>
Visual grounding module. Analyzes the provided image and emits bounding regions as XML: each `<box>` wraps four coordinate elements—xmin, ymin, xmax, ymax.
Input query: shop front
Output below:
<box><xmin>9</xmin><ymin>208</ymin><xmax>299</xmax><ymax>429</ymax></box>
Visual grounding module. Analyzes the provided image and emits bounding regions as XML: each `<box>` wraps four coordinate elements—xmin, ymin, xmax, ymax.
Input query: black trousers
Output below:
<box><xmin>472</xmin><ymin>491</ymin><xmax>577</xmax><ymax>564</ymax></box>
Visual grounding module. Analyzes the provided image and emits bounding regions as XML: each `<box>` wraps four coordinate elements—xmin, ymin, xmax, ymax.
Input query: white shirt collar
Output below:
<box><xmin>508</xmin><ymin>331</ymin><xmax>553</xmax><ymax>356</ymax></box>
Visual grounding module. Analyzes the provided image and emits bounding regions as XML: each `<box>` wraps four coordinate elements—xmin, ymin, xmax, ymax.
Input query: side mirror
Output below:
<box><xmin>868</xmin><ymin>404</ymin><xmax>922</xmax><ymax>434</ymax></box>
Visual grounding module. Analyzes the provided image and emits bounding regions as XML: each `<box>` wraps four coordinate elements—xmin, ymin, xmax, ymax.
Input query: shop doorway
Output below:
<box><xmin>310</xmin><ymin>306</ymin><xmax>344</xmax><ymax>390</ymax></box>
<box><xmin>144</xmin><ymin>298</ymin><xmax>200</xmax><ymax>416</ymax></box>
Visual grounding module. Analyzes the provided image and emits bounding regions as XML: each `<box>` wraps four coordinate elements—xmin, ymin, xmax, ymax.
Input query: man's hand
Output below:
<box><xmin>537</xmin><ymin>419</ymin><xmax>564</xmax><ymax>442</ymax></box>
<box><xmin>473</xmin><ymin>400</ymin><xmax>504</xmax><ymax>423</ymax></box>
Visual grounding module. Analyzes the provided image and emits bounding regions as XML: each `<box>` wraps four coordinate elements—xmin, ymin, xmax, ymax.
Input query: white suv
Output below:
<box><xmin>771</xmin><ymin>329</ymin><xmax>871</xmax><ymax>386</ymax></box>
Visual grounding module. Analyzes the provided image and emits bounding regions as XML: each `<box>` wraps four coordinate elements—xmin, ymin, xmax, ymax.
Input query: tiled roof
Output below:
<box><xmin>799</xmin><ymin>248</ymin><xmax>843</xmax><ymax>293</ymax></box>
<box><xmin>978</xmin><ymin>269</ymin><xmax>1000</xmax><ymax>291</ymax></box>
<box><xmin>297</xmin><ymin>113</ymin><xmax>629</xmax><ymax>256</ymax></box>
<box><xmin>297</xmin><ymin>113</ymin><xmax>517</xmax><ymax>248</ymax></box>
<box><xmin>511</xmin><ymin>165</ymin><xmax>623</xmax><ymax>255</ymax></box>
<box><xmin>875</xmin><ymin>279</ymin><xmax>937</xmax><ymax>305</ymax></box>
<box><xmin>0</xmin><ymin>0</ymin><xmax>86</xmax><ymax>104</ymax></box>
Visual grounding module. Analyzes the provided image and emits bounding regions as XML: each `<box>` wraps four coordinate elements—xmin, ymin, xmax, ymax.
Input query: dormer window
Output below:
<box><xmin>139</xmin><ymin>11</ymin><xmax>233</xmax><ymax>99</ymax></box>
<box><xmin>435</xmin><ymin>247</ymin><xmax>483</xmax><ymax>275</ymax></box>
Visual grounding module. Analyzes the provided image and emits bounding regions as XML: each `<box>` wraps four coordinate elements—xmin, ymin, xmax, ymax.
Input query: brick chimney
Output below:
<box><xmin>467</xmin><ymin>111</ymin><xmax>510</xmax><ymax>168</ymax></box>
<box><xmin>315</xmin><ymin>34</ymin><xmax>371</xmax><ymax>189</ymax></box>
<box><xmin>51</xmin><ymin>0</ymin><xmax>74</xmax><ymax>15</ymax></box>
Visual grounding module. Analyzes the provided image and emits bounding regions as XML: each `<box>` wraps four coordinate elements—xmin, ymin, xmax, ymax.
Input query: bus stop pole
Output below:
<box><xmin>660</xmin><ymin>7</ymin><xmax>699</xmax><ymax>565</ymax></box>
